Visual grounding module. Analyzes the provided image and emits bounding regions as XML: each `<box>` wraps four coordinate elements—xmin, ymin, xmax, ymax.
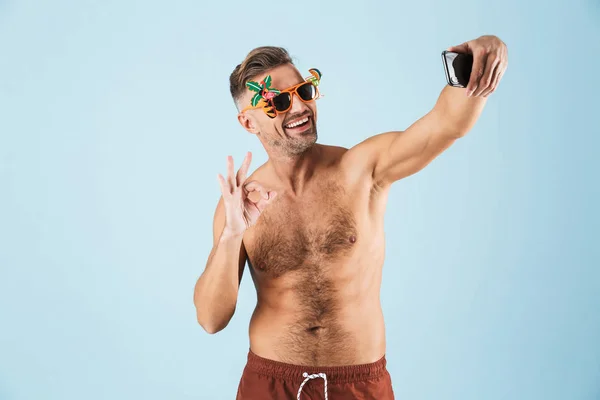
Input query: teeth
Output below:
<box><xmin>285</xmin><ymin>117</ymin><xmax>309</xmax><ymax>129</ymax></box>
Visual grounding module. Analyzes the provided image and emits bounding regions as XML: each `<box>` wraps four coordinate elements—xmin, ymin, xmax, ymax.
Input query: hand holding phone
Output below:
<box><xmin>442</xmin><ymin>51</ymin><xmax>473</xmax><ymax>88</ymax></box>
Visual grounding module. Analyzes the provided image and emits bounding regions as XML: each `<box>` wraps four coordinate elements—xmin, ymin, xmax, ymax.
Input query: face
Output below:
<box><xmin>238</xmin><ymin>64</ymin><xmax>318</xmax><ymax>156</ymax></box>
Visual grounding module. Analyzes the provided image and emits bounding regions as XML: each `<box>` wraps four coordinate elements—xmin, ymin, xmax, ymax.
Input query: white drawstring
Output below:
<box><xmin>297</xmin><ymin>372</ymin><xmax>328</xmax><ymax>400</ymax></box>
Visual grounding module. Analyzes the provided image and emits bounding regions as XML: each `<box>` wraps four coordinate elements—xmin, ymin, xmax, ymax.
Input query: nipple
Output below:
<box><xmin>349</xmin><ymin>235</ymin><xmax>356</xmax><ymax>243</ymax></box>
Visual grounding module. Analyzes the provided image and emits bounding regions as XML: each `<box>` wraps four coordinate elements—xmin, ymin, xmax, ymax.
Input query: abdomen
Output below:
<box><xmin>248</xmin><ymin>266</ymin><xmax>386</xmax><ymax>366</ymax></box>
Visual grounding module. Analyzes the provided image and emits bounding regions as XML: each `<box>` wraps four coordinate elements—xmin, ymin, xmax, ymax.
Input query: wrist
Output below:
<box><xmin>220</xmin><ymin>227</ymin><xmax>245</xmax><ymax>241</ymax></box>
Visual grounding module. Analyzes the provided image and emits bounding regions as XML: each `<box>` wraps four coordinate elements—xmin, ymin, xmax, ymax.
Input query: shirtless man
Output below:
<box><xmin>194</xmin><ymin>35</ymin><xmax>508</xmax><ymax>399</ymax></box>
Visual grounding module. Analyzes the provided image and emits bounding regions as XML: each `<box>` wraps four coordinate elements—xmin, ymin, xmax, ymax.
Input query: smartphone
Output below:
<box><xmin>442</xmin><ymin>51</ymin><xmax>473</xmax><ymax>88</ymax></box>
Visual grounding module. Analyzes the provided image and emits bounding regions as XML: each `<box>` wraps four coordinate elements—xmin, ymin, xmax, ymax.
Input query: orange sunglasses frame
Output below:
<box><xmin>241</xmin><ymin>75</ymin><xmax>322</xmax><ymax>116</ymax></box>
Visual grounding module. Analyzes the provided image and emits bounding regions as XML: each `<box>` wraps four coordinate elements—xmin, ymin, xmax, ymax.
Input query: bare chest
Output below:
<box><xmin>244</xmin><ymin>189</ymin><xmax>359</xmax><ymax>278</ymax></box>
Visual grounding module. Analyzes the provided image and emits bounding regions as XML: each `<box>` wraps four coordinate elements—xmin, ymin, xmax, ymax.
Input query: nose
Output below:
<box><xmin>288</xmin><ymin>92</ymin><xmax>309</xmax><ymax>114</ymax></box>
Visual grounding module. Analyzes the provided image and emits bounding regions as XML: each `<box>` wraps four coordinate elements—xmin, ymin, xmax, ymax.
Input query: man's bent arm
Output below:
<box><xmin>193</xmin><ymin>197</ymin><xmax>247</xmax><ymax>334</ymax></box>
<box><xmin>344</xmin><ymin>35</ymin><xmax>507</xmax><ymax>187</ymax></box>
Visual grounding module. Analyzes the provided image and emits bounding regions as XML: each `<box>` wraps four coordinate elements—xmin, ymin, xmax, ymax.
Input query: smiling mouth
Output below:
<box><xmin>284</xmin><ymin>116</ymin><xmax>311</xmax><ymax>130</ymax></box>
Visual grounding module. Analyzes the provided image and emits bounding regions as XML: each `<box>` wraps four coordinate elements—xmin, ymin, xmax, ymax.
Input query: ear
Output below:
<box><xmin>237</xmin><ymin>112</ymin><xmax>259</xmax><ymax>135</ymax></box>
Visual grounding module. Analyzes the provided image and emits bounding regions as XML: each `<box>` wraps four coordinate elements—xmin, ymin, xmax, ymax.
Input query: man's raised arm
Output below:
<box><xmin>344</xmin><ymin>35</ymin><xmax>508</xmax><ymax>188</ymax></box>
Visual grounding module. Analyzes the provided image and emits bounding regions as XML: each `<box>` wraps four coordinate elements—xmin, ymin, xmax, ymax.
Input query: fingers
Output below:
<box><xmin>481</xmin><ymin>61</ymin><xmax>503</xmax><ymax>97</ymax></box>
<box><xmin>227</xmin><ymin>155</ymin><xmax>235</xmax><ymax>188</ymax></box>
<box><xmin>217</xmin><ymin>173</ymin><xmax>231</xmax><ymax>196</ymax></box>
<box><xmin>241</xmin><ymin>191</ymin><xmax>277</xmax><ymax>228</ymax></box>
<box><xmin>217</xmin><ymin>154</ymin><xmax>278</xmax><ymax>217</ymax></box>
<box><xmin>447</xmin><ymin>41</ymin><xmax>486</xmax><ymax>97</ymax></box>
<box><xmin>473</xmin><ymin>52</ymin><xmax>500</xmax><ymax>97</ymax></box>
<box><xmin>219</xmin><ymin>152</ymin><xmax>253</xmax><ymax>196</ymax></box>
<box><xmin>483</xmin><ymin>48</ymin><xmax>508</xmax><ymax>97</ymax></box>
<box><xmin>243</xmin><ymin>180</ymin><xmax>269</xmax><ymax>200</ymax></box>
<box><xmin>254</xmin><ymin>191</ymin><xmax>278</xmax><ymax>212</ymax></box>
<box><xmin>236</xmin><ymin>152</ymin><xmax>252</xmax><ymax>186</ymax></box>
<box><xmin>466</xmin><ymin>49</ymin><xmax>486</xmax><ymax>96</ymax></box>
<box><xmin>462</xmin><ymin>36</ymin><xmax>508</xmax><ymax>97</ymax></box>
<box><xmin>447</xmin><ymin>42</ymin><xmax>469</xmax><ymax>53</ymax></box>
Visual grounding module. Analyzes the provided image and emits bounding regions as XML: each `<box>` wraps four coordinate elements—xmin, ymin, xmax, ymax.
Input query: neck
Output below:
<box><xmin>266</xmin><ymin>145</ymin><xmax>321</xmax><ymax>195</ymax></box>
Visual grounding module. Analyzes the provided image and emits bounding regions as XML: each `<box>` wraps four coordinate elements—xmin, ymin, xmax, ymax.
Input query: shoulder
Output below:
<box><xmin>246</xmin><ymin>161</ymin><xmax>269</xmax><ymax>183</ymax></box>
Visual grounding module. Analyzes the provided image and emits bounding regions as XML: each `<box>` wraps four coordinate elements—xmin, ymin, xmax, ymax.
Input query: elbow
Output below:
<box><xmin>453</xmin><ymin>128</ymin><xmax>470</xmax><ymax>139</ymax></box>
<box><xmin>196</xmin><ymin>312</ymin><xmax>224</xmax><ymax>334</ymax></box>
<box><xmin>439</xmin><ymin>124</ymin><xmax>469</xmax><ymax>139</ymax></box>
<box><xmin>195</xmin><ymin>305</ymin><xmax>234</xmax><ymax>334</ymax></box>
<box><xmin>199</xmin><ymin>319</ymin><xmax>224</xmax><ymax>335</ymax></box>
<box><xmin>193</xmin><ymin>285</ymin><xmax>237</xmax><ymax>334</ymax></box>
<box><xmin>440</xmin><ymin>127</ymin><xmax>468</xmax><ymax>140</ymax></box>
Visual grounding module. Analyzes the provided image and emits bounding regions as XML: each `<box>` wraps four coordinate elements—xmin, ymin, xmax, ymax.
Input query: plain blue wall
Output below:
<box><xmin>1</xmin><ymin>0</ymin><xmax>599</xmax><ymax>399</ymax></box>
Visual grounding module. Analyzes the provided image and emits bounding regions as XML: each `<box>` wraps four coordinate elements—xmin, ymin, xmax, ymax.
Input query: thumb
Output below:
<box><xmin>447</xmin><ymin>42</ymin><xmax>470</xmax><ymax>54</ymax></box>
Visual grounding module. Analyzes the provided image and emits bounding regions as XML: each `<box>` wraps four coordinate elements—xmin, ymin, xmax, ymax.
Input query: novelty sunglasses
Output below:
<box><xmin>241</xmin><ymin>68</ymin><xmax>323</xmax><ymax>118</ymax></box>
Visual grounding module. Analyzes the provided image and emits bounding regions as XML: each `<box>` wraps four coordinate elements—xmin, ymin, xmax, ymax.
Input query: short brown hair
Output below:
<box><xmin>229</xmin><ymin>46</ymin><xmax>293</xmax><ymax>107</ymax></box>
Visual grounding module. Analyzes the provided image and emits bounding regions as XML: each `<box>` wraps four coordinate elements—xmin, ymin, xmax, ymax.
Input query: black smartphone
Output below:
<box><xmin>442</xmin><ymin>51</ymin><xmax>473</xmax><ymax>88</ymax></box>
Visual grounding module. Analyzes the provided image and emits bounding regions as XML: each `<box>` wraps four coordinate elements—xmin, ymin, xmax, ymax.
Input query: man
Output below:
<box><xmin>194</xmin><ymin>35</ymin><xmax>508</xmax><ymax>399</ymax></box>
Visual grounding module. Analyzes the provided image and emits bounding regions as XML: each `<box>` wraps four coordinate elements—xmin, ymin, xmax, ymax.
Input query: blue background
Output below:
<box><xmin>1</xmin><ymin>0</ymin><xmax>599</xmax><ymax>399</ymax></box>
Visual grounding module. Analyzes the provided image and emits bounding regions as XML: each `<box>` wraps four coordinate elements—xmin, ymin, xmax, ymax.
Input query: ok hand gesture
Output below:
<box><xmin>217</xmin><ymin>152</ymin><xmax>277</xmax><ymax>236</ymax></box>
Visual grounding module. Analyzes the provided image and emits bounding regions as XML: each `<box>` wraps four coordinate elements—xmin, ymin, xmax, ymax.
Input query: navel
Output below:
<box><xmin>307</xmin><ymin>325</ymin><xmax>325</xmax><ymax>335</ymax></box>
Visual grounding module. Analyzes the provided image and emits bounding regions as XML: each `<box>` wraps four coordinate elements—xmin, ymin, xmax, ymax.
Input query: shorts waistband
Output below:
<box><xmin>245</xmin><ymin>350</ymin><xmax>388</xmax><ymax>384</ymax></box>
